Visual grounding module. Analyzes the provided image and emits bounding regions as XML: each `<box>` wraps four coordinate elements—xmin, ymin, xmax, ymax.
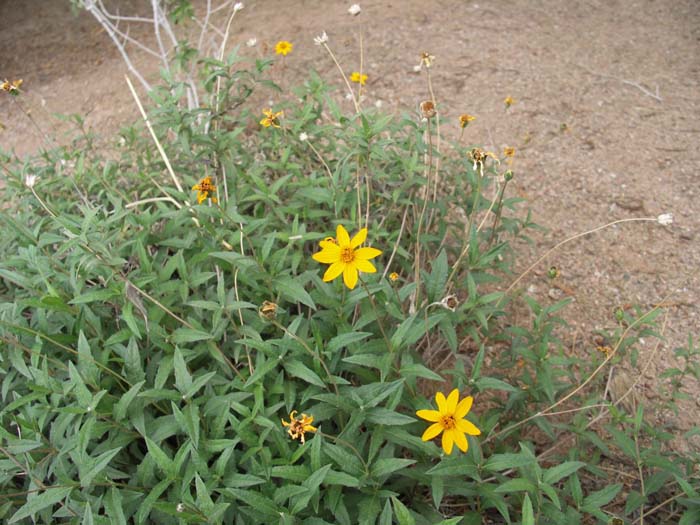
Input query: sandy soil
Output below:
<box><xmin>1</xmin><ymin>0</ymin><xmax>699</xmax><ymax>445</ymax></box>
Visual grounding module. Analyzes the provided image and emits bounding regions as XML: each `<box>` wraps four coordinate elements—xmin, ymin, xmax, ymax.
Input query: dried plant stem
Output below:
<box><xmin>125</xmin><ymin>196</ymin><xmax>180</xmax><ymax>209</ymax></box>
<box><xmin>125</xmin><ymin>75</ymin><xmax>183</xmax><ymax>193</ymax></box>
<box><xmin>412</xmin><ymin>119</ymin><xmax>435</xmax><ymax>310</ymax></box>
<box><xmin>322</xmin><ymin>42</ymin><xmax>360</xmax><ymax>113</ymax></box>
<box><xmin>381</xmin><ymin>206</ymin><xmax>409</xmax><ymax>281</ymax></box>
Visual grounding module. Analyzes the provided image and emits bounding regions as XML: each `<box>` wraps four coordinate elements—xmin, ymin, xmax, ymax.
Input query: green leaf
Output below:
<box><xmin>137</xmin><ymin>478</ymin><xmax>171</xmax><ymax>524</ymax></box>
<box><xmin>399</xmin><ymin>363</ymin><xmax>444</xmax><ymax>382</ymax></box>
<box><xmin>327</xmin><ymin>331</ymin><xmax>373</xmax><ymax>353</ymax></box>
<box><xmin>521</xmin><ymin>493</ymin><xmax>535</xmax><ymax>525</ymax></box>
<box><xmin>494</xmin><ymin>478</ymin><xmax>537</xmax><ymax>494</ymax></box>
<box><xmin>371</xmin><ymin>458</ymin><xmax>415</xmax><ymax>478</ymax></box>
<box><xmin>484</xmin><ymin>452</ymin><xmax>535</xmax><ymax>472</ymax></box>
<box><xmin>170</xmin><ymin>328</ymin><xmax>213</xmax><ymax>344</ymax></box>
<box><xmin>173</xmin><ymin>347</ymin><xmax>192</xmax><ymax>392</ymax></box>
<box><xmin>391</xmin><ymin>496</ymin><xmax>416</xmax><ymax>525</ymax></box>
<box><xmin>81</xmin><ymin>447</ymin><xmax>122</xmax><ymax>487</ymax></box>
<box><xmin>144</xmin><ymin>437</ymin><xmax>177</xmax><ymax>479</ymax></box>
<box><xmin>224</xmin><ymin>488</ymin><xmax>280</xmax><ymax>517</ymax></box>
<box><xmin>9</xmin><ymin>487</ymin><xmax>73</xmax><ymax>523</ymax></box>
<box><xmin>543</xmin><ymin>461</ymin><xmax>586</xmax><ymax>485</ymax></box>
<box><xmin>426</xmin><ymin>249</ymin><xmax>448</xmax><ymax>302</ymax></box>
<box><xmin>582</xmin><ymin>483</ymin><xmax>622</xmax><ymax>509</ymax></box>
<box><xmin>114</xmin><ymin>380</ymin><xmax>145</xmax><ymax>421</ymax></box>
<box><xmin>284</xmin><ymin>360</ymin><xmax>326</xmax><ymax>388</ymax></box>
<box><xmin>365</xmin><ymin>408</ymin><xmax>415</xmax><ymax>426</ymax></box>
<box><xmin>274</xmin><ymin>276</ymin><xmax>316</xmax><ymax>309</ymax></box>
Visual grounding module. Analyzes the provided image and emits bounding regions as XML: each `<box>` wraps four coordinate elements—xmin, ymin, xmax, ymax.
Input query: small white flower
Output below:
<box><xmin>313</xmin><ymin>31</ymin><xmax>328</xmax><ymax>46</ymax></box>
<box><xmin>657</xmin><ymin>213</ymin><xmax>673</xmax><ymax>226</ymax></box>
<box><xmin>233</xmin><ymin>2</ymin><xmax>244</xmax><ymax>12</ymax></box>
<box><xmin>345</xmin><ymin>92</ymin><xmax>354</xmax><ymax>101</ymax></box>
<box><xmin>299</xmin><ymin>132</ymin><xmax>309</xmax><ymax>142</ymax></box>
<box><xmin>24</xmin><ymin>174</ymin><xmax>38</xmax><ymax>188</ymax></box>
<box><xmin>176</xmin><ymin>503</ymin><xmax>185</xmax><ymax>513</ymax></box>
<box><xmin>374</xmin><ymin>100</ymin><xmax>383</xmax><ymax>108</ymax></box>
<box><xmin>412</xmin><ymin>64</ymin><xmax>422</xmax><ymax>73</ymax></box>
<box><xmin>348</xmin><ymin>3</ymin><xmax>361</xmax><ymax>15</ymax></box>
<box><xmin>246</xmin><ymin>37</ymin><xmax>257</xmax><ymax>47</ymax></box>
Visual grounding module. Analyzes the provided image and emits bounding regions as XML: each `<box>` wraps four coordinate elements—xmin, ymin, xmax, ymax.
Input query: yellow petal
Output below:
<box><xmin>442</xmin><ymin>429</ymin><xmax>455</xmax><ymax>454</ymax></box>
<box><xmin>453</xmin><ymin>430</ymin><xmax>469</xmax><ymax>452</ymax></box>
<box><xmin>323</xmin><ymin>261</ymin><xmax>345</xmax><ymax>282</ymax></box>
<box><xmin>456</xmin><ymin>418</ymin><xmax>481</xmax><ymax>436</ymax></box>
<box><xmin>454</xmin><ymin>396</ymin><xmax>474</xmax><ymax>419</ymax></box>
<box><xmin>354</xmin><ymin>247</ymin><xmax>382</xmax><ymax>260</ymax></box>
<box><xmin>312</xmin><ymin>245</ymin><xmax>341</xmax><ymax>264</ymax></box>
<box><xmin>260</xmin><ymin>118</ymin><xmax>270</xmax><ymax>127</ymax></box>
<box><xmin>421</xmin><ymin>422</ymin><xmax>443</xmax><ymax>441</ymax></box>
<box><xmin>416</xmin><ymin>409</ymin><xmax>441</xmax><ymax>422</ymax></box>
<box><xmin>350</xmin><ymin>228</ymin><xmax>367</xmax><ymax>248</ymax></box>
<box><xmin>446</xmin><ymin>389</ymin><xmax>460</xmax><ymax>414</ymax></box>
<box><xmin>354</xmin><ymin>259</ymin><xmax>377</xmax><ymax>273</ymax></box>
<box><xmin>435</xmin><ymin>391</ymin><xmax>447</xmax><ymax>413</ymax></box>
<box><xmin>336</xmin><ymin>224</ymin><xmax>350</xmax><ymax>246</ymax></box>
<box><xmin>304</xmin><ymin>424</ymin><xmax>317</xmax><ymax>432</ymax></box>
<box><xmin>343</xmin><ymin>264</ymin><xmax>358</xmax><ymax>289</ymax></box>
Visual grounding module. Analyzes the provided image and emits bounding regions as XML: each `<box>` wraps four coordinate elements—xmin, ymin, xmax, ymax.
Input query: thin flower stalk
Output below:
<box><xmin>320</xmin><ymin>41</ymin><xmax>360</xmax><ymax>113</ymax></box>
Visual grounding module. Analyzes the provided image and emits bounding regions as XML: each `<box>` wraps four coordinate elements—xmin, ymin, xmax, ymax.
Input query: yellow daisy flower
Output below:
<box><xmin>192</xmin><ymin>176</ymin><xmax>217</xmax><ymax>204</ymax></box>
<box><xmin>389</xmin><ymin>272</ymin><xmax>399</xmax><ymax>282</ymax></box>
<box><xmin>312</xmin><ymin>224</ymin><xmax>382</xmax><ymax>290</ymax></box>
<box><xmin>275</xmin><ymin>40</ymin><xmax>293</xmax><ymax>56</ymax></box>
<box><xmin>281</xmin><ymin>410</ymin><xmax>317</xmax><ymax>444</ymax></box>
<box><xmin>416</xmin><ymin>388</ymin><xmax>481</xmax><ymax>455</ymax></box>
<box><xmin>504</xmin><ymin>95</ymin><xmax>515</xmax><ymax>108</ymax></box>
<box><xmin>260</xmin><ymin>108</ymin><xmax>283</xmax><ymax>128</ymax></box>
<box><xmin>349</xmin><ymin>71</ymin><xmax>368</xmax><ymax>85</ymax></box>
<box><xmin>504</xmin><ymin>146</ymin><xmax>516</xmax><ymax>157</ymax></box>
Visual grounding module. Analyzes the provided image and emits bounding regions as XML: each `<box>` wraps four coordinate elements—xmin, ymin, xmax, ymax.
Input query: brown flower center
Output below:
<box><xmin>440</xmin><ymin>415</ymin><xmax>456</xmax><ymax>430</ymax></box>
<box><xmin>340</xmin><ymin>247</ymin><xmax>355</xmax><ymax>263</ymax></box>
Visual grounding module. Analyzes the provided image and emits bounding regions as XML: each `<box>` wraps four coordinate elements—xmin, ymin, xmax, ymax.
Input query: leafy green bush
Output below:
<box><xmin>1</xmin><ymin>13</ymin><xmax>698</xmax><ymax>525</ymax></box>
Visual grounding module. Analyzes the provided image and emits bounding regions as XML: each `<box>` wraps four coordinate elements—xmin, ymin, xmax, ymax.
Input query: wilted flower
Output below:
<box><xmin>1</xmin><ymin>79</ymin><xmax>23</xmax><ymax>96</ymax></box>
<box><xmin>259</xmin><ymin>300</ymin><xmax>278</xmax><ymax>319</ymax></box>
<box><xmin>459</xmin><ymin>114</ymin><xmax>476</xmax><ymax>128</ymax></box>
<box><xmin>246</xmin><ymin>37</ymin><xmax>257</xmax><ymax>47</ymax></box>
<box><xmin>468</xmin><ymin>148</ymin><xmax>497</xmax><ymax>171</ymax></box>
<box><xmin>281</xmin><ymin>410</ymin><xmax>317</xmax><ymax>444</ymax></box>
<box><xmin>348</xmin><ymin>4</ymin><xmax>361</xmax><ymax>15</ymax></box>
<box><xmin>312</xmin><ymin>224</ymin><xmax>382</xmax><ymax>290</ymax></box>
<box><xmin>349</xmin><ymin>71</ymin><xmax>367</xmax><ymax>85</ymax></box>
<box><xmin>657</xmin><ymin>213</ymin><xmax>673</xmax><ymax>226</ymax></box>
<box><xmin>260</xmin><ymin>108</ymin><xmax>283</xmax><ymax>128</ymax></box>
<box><xmin>314</xmin><ymin>31</ymin><xmax>328</xmax><ymax>46</ymax></box>
<box><xmin>420</xmin><ymin>52</ymin><xmax>435</xmax><ymax>68</ymax></box>
<box><xmin>504</xmin><ymin>146</ymin><xmax>516</xmax><ymax>158</ymax></box>
<box><xmin>416</xmin><ymin>389</ymin><xmax>481</xmax><ymax>454</ymax></box>
<box><xmin>275</xmin><ymin>40</ymin><xmax>293</xmax><ymax>56</ymax></box>
<box><xmin>420</xmin><ymin>100</ymin><xmax>436</xmax><ymax>119</ymax></box>
<box><xmin>233</xmin><ymin>2</ymin><xmax>244</xmax><ymax>12</ymax></box>
<box><xmin>24</xmin><ymin>174</ymin><xmax>39</xmax><ymax>188</ymax></box>
<box><xmin>192</xmin><ymin>176</ymin><xmax>217</xmax><ymax>204</ymax></box>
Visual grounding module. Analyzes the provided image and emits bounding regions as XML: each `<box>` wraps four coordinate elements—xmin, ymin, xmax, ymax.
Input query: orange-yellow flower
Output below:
<box><xmin>275</xmin><ymin>40</ymin><xmax>293</xmax><ymax>56</ymax></box>
<box><xmin>504</xmin><ymin>95</ymin><xmax>515</xmax><ymax>108</ymax></box>
<box><xmin>389</xmin><ymin>272</ymin><xmax>399</xmax><ymax>282</ymax></box>
<box><xmin>312</xmin><ymin>224</ymin><xmax>382</xmax><ymax>290</ymax></box>
<box><xmin>260</xmin><ymin>108</ymin><xmax>283</xmax><ymax>128</ymax></box>
<box><xmin>1</xmin><ymin>79</ymin><xmax>22</xmax><ymax>96</ymax></box>
<box><xmin>416</xmin><ymin>388</ymin><xmax>481</xmax><ymax>454</ymax></box>
<box><xmin>281</xmin><ymin>410</ymin><xmax>317</xmax><ymax>444</ymax></box>
<box><xmin>349</xmin><ymin>71</ymin><xmax>367</xmax><ymax>85</ymax></box>
<box><xmin>192</xmin><ymin>176</ymin><xmax>217</xmax><ymax>204</ymax></box>
<box><xmin>459</xmin><ymin>114</ymin><xmax>476</xmax><ymax>128</ymax></box>
<box><xmin>504</xmin><ymin>147</ymin><xmax>516</xmax><ymax>157</ymax></box>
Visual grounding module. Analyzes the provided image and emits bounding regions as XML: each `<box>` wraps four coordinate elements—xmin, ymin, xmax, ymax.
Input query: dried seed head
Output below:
<box><xmin>420</xmin><ymin>100</ymin><xmax>436</xmax><ymax>119</ymax></box>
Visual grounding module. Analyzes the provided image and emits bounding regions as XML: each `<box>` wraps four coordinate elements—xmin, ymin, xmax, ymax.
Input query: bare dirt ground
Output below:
<box><xmin>1</xmin><ymin>0</ymin><xmax>699</xmax><ymax>446</ymax></box>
